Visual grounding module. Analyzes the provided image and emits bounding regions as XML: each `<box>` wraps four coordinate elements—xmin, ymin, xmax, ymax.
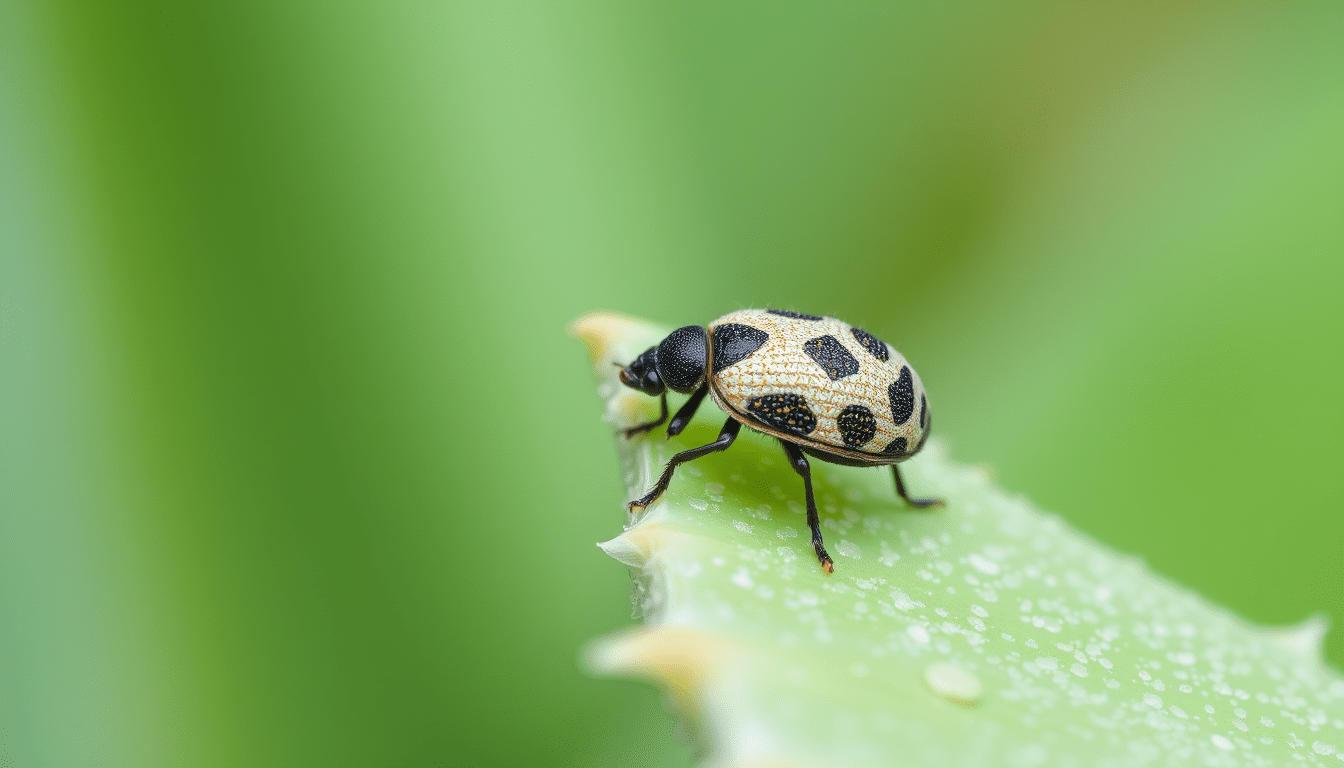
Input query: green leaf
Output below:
<box><xmin>574</xmin><ymin>312</ymin><xmax>1344</xmax><ymax>768</ymax></box>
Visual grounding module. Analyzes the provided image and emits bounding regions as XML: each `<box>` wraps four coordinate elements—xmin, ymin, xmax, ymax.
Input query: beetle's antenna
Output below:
<box><xmin>611</xmin><ymin>361</ymin><xmax>625</xmax><ymax>368</ymax></box>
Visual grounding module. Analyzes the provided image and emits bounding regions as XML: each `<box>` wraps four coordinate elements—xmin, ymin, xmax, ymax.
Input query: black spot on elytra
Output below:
<box><xmin>711</xmin><ymin>323</ymin><xmax>768</xmax><ymax>373</ymax></box>
<box><xmin>913</xmin><ymin>398</ymin><xmax>931</xmax><ymax>454</ymax></box>
<box><xmin>836</xmin><ymin>404</ymin><xmax>876</xmax><ymax>448</ymax></box>
<box><xmin>746</xmin><ymin>393</ymin><xmax>817</xmax><ymax>435</ymax></box>
<box><xmin>883</xmin><ymin>436</ymin><xmax>908</xmax><ymax>455</ymax></box>
<box><xmin>803</xmin><ymin>335</ymin><xmax>859</xmax><ymax>380</ymax></box>
<box><xmin>849</xmin><ymin>327</ymin><xmax>889</xmax><ymax>361</ymax></box>
<box><xmin>767</xmin><ymin>309</ymin><xmax>823</xmax><ymax>321</ymax></box>
<box><xmin>888</xmin><ymin>367</ymin><xmax>914</xmax><ymax>425</ymax></box>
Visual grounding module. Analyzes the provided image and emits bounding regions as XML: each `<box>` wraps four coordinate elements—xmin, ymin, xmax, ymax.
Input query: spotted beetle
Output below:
<box><xmin>618</xmin><ymin>308</ymin><xmax>941</xmax><ymax>574</ymax></box>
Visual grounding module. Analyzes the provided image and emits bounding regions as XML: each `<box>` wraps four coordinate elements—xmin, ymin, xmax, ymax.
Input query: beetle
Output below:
<box><xmin>617</xmin><ymin>308</ymin><xmax>941</xmax><ymax>574</ymax></box>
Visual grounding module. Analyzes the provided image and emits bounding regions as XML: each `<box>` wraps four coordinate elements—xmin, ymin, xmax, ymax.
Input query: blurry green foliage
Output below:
<box><xmin>2</xmin><ymin>3</ymin><xmax>1342</xmax><ymax>767</ymax></box>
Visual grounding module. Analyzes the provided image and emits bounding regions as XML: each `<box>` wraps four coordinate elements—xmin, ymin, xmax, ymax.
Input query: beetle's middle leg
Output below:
<box><xmin>629</xmin><ymin>417</ymin><xmax>741</xmax><ymax>512</ymax></box>
<box><xmin>780</xmin><ymin>440</ymin><xmax>834</xmax><ymax>574</ymax></box>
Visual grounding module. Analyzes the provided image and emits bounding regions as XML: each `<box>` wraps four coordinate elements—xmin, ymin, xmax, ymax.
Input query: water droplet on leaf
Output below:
<box><xmin>924</xmin><ymin>662</ymin><xmax>982</xmax><ymax>706</ymax></box>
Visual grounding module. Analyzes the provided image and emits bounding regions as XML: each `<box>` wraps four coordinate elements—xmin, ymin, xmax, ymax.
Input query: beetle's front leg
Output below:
<box><xmin>622</xmin><ymin>392</ymin><xmax>668</xmax><ymax>438</ymax></box>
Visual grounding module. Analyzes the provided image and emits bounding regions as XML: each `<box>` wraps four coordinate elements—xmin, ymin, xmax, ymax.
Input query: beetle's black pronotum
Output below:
<box><xmin>617</xmin><ymin>309</ymin><xmax>941</xmax><ymax>574</ymax></box>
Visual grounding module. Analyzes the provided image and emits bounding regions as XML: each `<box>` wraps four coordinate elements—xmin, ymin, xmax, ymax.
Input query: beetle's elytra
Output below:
<box><xmin>617</xmin><ymin>308</ymin><xmax>941</xmax><ymax>574</ymax></box>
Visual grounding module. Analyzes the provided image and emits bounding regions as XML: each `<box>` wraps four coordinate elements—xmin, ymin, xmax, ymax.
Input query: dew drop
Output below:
<box><xmin>890</xmin><ymin>589</ymin><xmax>923</xmax><ymax>611</ymax></box>
<box><xmin>968</xmin><ymin>553</ymin><xmax>1000</xmax><ymax>575</ymax></box>
<box><xmin>1143</xmin><ymin>693</ymin><xmax>1163</xmax><ymax>709</ymax></box>
<box><xmin>1210</xmin><ymin>735</ymin><xmax>1234</xmax><ymax>751</ymax></box>
<box><xmin>688</xmin><ymin>498</ymin><xmax>709</xmax><ymax>511</ymax></box>
<box><xmin>924</xmin><ymin>662</ymin><xmax>982</xmax><ymax>706</ymax></box>
<box><xmin>836</xmin><ymin>540</ymin><xmax>862</xmax><ymax>559</ymax></box>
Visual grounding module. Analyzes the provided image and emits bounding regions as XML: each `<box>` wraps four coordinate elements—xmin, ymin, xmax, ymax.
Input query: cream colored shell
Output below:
<box><xmin>706</xmin><ymin>309</ymin><xmax>929</xmax><ymax>464</ymax></box>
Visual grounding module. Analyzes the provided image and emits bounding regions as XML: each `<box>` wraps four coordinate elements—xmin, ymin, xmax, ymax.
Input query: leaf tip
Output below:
<box><xmin>568</xmin><ymin>311</ymin><xmax>646</xmax><ymax>365</ymax></box>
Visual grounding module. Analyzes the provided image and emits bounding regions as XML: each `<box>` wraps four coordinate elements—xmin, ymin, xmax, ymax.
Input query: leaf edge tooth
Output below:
<box><xmin>583</xmin><ymin>626</ymin><xmax>729</xmax><ymax>716</ymax></box>
<box><xmin>598</xmin><ymin>531</ymin><xmax>649</xmax><ymax>568</ymax></box>
<box><xmin>1266</xmin><ymin>612</ymin><xmax>1331</xmax><ymax>661</ymax></box>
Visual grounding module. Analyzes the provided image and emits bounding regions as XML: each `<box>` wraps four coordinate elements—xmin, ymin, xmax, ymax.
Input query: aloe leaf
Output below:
<box><xmin>572</xmin><ymin>311</ymin><xmax>1344</xmax><ymax>768</ymax></box>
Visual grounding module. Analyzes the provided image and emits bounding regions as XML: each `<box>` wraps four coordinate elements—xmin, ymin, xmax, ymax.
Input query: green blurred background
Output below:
<box><xmin>3</xmin><ymin>3</ymin><xmax>1342</xmax><ymax>766</ymax></box>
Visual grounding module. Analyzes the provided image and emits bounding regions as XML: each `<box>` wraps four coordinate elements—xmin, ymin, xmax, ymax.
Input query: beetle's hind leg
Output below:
<box><xmin>629</xmin><ymin>417</ymin><xmax>741</xmax><ymax>512</ymax></box>
<box><xmin>780</xmin><ymin>440</ymin><xmax>834</xmax><ymax>574</ymax></box>
<box><xmin>893</xmin><ymin>464</ymin><xmax>942</xmax><ymax>509</ymax></box>
<box><xmin>622</xmin><ymin>392</ymin><xmax>668</xmax><ymax>438</ymax></box>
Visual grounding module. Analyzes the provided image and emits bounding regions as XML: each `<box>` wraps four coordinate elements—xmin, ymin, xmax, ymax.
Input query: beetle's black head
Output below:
<box><xmin>618</xmin><ymin>346</ymin><xmax>664</xmax><ymax>395</ymax></box>
<box><xmin>618</xmin><ymin>325</ymin><xmax>709</xmax><ymax>395</ymax></box>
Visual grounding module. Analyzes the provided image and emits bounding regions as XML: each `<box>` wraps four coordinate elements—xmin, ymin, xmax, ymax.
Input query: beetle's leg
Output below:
<box><xmin>622</xmin><ymin>392</ymin><xmax>668</xmax><ymax>438</ymax></box>
<box><xmin>892</xmin><ymin>464</ymin><xmax>943</xmax><ymax>509</ymax></box>
<box><xmin>666</xmin><ymin>384</ymin><xmax>709</xmax><ymax>438</ymax></box>
<box><xmin>629</xmin><ymin>417</ymin><xmax>741</xmax><ymax>511</ymax></box>
<box><xmin>780</xmin><ymin>440</ymin><xmax>834</xmax><ymax>574</ymax></box>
